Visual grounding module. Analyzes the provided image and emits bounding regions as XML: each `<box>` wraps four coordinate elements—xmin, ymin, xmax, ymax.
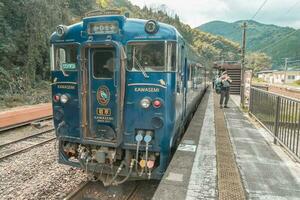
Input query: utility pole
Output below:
<box><xmin>240</xmin><ymin>22</ymin><xmax>247</xmax><ymax>108</ymax></box>
<box><xmin>284</xmin><ymin>58</ymin><xmax>288</xmax><ymax>84</ymax></box>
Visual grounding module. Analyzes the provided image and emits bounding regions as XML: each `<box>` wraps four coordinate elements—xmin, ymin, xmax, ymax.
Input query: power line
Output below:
<box><xmin>258</xmin><ymin>29</ymin><xmax>299</xmax><ymax>52</ymax></box>
<box><xmin>245</xmin><ymin>0</ymin><xmax>300</xmax><ymax>52</ymax></box>
<box><xmin>284</xmin><ymin>0</ymin><xmax>300</xmax><ymax>15</ymax></box>
<box><xmin>238</xmin><ymin>0</ymin><xmax>268</xmax><ymax>51</ymax></box>
<box><xmin>251</xmin><ymin>0</ymin><xmax>269</xmax><ymax>20</ymax></box>
<box><xmin>200</xmin><ymin>0</ymin><xmax>269</xmax><ymax>39</ymax></box>
<box><xmin>230</xmin><ymin>0</ymin><xmax>269</xmax><ymax>38</ymax></box>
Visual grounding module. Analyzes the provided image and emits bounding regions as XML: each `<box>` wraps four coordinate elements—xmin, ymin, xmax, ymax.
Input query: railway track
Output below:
<box><xmin>0</xmin><ymin>127</ymin><xmax>56</xmax><ymax>160</ymax></box>
<box><xmin>64</xmin><ymin>180</ymin><xmax>159</xmax><ymax>200</ymax></box>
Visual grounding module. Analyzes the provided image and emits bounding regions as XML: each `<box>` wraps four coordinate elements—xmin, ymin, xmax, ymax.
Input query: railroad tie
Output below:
<box><xmin>214</xmin><ymin>94</ymin><xmax>246</xmax><ymax>200</ymax></box>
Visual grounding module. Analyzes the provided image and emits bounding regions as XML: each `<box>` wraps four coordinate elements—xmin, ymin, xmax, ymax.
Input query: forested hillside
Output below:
<box><xmin>111</xmin><ymin>0</ymin><xmax>240</xmax><ymax>62</ymax></box>
<box><xmin>198</xmin><ymin>20</ymin><xmax>300</xmax><ymax>68</ymax></box>
<box><xmin>0</xmin><ymin>0</ymin><xmax>240</xmax><ymax>107</ymax></box>
<box><xmin>0</xmin><ymin>0</ymin><xmax>96</xmax><ymax>107</ymax></box>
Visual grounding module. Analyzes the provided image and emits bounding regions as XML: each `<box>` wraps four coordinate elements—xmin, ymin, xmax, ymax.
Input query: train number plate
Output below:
<box><xmin>96</xmin><ymin>108</ymin><xmax>111</xmax><ymax>116</ymax></box>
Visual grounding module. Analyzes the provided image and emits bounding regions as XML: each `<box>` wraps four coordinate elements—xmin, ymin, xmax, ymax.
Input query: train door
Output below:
<box><xmin>183</xmin><ymin>57</ymin><xmax>188</xmax><ymax>119</ymax></box>
<box><xmin>85</xmin><ymin>44</ymin><xmax>124</xmax><ymax>146</ymax></box>
<box><xmin>180</xmin><ymin>46</ymin><xmax>186</xmax><ymax>121</ymax></box>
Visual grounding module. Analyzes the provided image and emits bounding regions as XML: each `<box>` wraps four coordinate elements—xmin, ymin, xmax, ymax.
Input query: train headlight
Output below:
<box><xmin>56</xmin><ymin>25</ymin><xmax>68</xmax><ymax>37</ymax></box>
<box><xmin>60</xmin><ymin>94</ymin><xmax>69</xmax><ymax>104</ymax></box>
<box><xmin>140</xmin><ymin>98</ymin><xmax>151</xmax><ymax>109</ymax></box>
<box><xmin>145</xmin><ymin>20</ymin><xmax>159</xmax><ymax>34</ymax></box>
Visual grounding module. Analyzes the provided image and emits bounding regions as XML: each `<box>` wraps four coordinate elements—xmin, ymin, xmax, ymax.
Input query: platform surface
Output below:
<box><xmin>0</xmin><ymin>103</ymin><xmax>52</xmax><ymax>130</ymax></box>
<box><xmin>224</xmin><ymin>99</ymin><xmax>300</xmax><ymax>199</ymax></box>
<box><xmin>153</xmin><ymin>90</ymin><xmax>300</xmax><ymax>200</ymax></box>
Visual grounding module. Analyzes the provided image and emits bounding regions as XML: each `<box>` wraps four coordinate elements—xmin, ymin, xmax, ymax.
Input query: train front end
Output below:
<box><xmin>50</xmin><ymin>12</ymin><xmax>178</xmax><ymax>184</ymax></box>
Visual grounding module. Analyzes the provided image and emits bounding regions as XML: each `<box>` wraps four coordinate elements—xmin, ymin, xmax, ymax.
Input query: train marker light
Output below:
<box><xmin>140</xmin><ymin>98</ymin><xmax>151</xmax><ymax>109</ymax></box>
<box><xmin>139</xmin><ymin>159</ymin><xmax>146</xmax><ymax>168</ymax></box>
<box><xmin>153</xmin><ymin>100</ymin><xmax>161</xmax><ymax>108</ymax></box>
<box><xmin>145</xmin><ymin>20</ymin><xmax>159</xmax><ymax>34</ymax></box>
<box><xmin>60</xmin><ymin>94</ymin><xmax>69</xmax><ymax>104</ymax></box>
<box><xmin>147</xmin><ymin>160</ymin><xmax>155</xmax><ymax>169</ymax></box>
<box><xmin>53</xmin><ymin>95</ymin><xmax>60</xmax><ymax>102</ymax></box>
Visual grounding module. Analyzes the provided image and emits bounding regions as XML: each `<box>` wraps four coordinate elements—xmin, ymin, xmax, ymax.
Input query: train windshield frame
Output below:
<box><xmin>126</xmin><ymin>41</ymin><xmax>176</xmax><ymax>72</ymax></box>
<box><xmin>50</xmin><ymin>44</ymin><xmax>78</xmax><ymax>71</ymax></box>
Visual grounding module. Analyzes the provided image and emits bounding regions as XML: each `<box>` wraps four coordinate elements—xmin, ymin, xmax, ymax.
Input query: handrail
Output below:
<box><xmin>249</xmin><ymin>87</ymin><xmax>300</xmax><ymax>160</ymax></box>
<box><xmin>251</xmin><ymin>86</ymin><xmax>300</xmax><ymax>103</ymax></box>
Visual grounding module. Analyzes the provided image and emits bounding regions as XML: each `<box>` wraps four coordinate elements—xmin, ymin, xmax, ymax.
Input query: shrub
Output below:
<box><xmin>294</xmin><ymin>79</ymin><xmax>300</xmax><ymax>85</ymax></box>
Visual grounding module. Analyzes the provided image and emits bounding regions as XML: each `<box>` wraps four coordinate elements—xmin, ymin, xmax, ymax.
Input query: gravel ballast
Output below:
<box><xmin>0</xmin><ymin>140</ymin><xmax>86</xmax><ymax>200</ymax></box>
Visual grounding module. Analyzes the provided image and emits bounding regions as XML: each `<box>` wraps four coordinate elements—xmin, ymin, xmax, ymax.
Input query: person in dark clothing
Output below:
<box><xmin>101</xmin><ymin>58</ymin><xmax>114</xmax><ymax>78</ymax></box>
<box><xmin>219</xmin><ymin>71</ymin><xmax>232</xmax><ymax>108</ymax></box>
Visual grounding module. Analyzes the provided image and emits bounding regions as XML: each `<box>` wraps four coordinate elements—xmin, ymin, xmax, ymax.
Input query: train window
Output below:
<box><xmin>167</xmin><ymin>42</ymin><xmax>176</xmax><ymax>71</ymax></box>
<box><xmin>53</xmin><ymin>45</ymin><xmax>78</xmax><ymax>71</ymax></box>
<box><xmin>127</xmin><ymin>42</ymin><xmax>165</xmax><ymax>72</ymax></box>
<box><xmin>189</xmin><ymin>64</ymin><xmax>194</xmax><ymax>81</ymax></box>
<box><xmin>93</xmin><ymin>49</ymin><xmax>115</xmax><ymax>79</ymax></box>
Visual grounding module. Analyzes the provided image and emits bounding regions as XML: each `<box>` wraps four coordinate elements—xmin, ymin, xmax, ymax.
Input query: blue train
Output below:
<box><xmin>50</xmin><ymin>10</ymin><xmax>207</xmax><ymax>185</ymax></box>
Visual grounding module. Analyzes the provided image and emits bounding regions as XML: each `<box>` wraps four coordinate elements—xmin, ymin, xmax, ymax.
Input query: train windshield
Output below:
<box><xmin>127</xmin><ymin>42</ymin><xmax>175</xmax><ymax>72</ymax></box>
<box><xmin>51</xmin><ymin>44</ymin><xmax>78</xmax><ymax>71</ymax></box>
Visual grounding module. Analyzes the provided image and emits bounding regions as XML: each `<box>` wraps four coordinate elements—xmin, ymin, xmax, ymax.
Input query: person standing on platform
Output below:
<box><xmin>219</xmin><ymin>71</ymin><xmax>232</xmax><ymax>108</ymax></box>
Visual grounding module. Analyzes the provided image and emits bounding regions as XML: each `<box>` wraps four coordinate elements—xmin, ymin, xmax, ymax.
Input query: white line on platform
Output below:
<box><xmin>185</xmin><ymin>91</ymin><xmax>217</xmax><ymax>200</ymax></box>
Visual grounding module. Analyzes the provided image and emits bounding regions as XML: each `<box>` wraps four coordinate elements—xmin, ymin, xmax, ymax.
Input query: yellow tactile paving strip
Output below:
<box><xmin>214</xmin><ymin>93</ymin><xmax>246</xmax><ymax>200</ymax></box>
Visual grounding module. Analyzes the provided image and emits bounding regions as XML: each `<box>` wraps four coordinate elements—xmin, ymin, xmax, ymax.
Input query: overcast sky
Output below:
<box><xmin>129</xmin><ymin>0</ymin><xmax>300</xmax><ymax>28</ymax></box>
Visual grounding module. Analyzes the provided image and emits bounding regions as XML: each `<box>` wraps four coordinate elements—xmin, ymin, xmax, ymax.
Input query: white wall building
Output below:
<box><xmin>257</xmin><ymin>70</ymin><xmax>300</xmax><ymax>84</ymax></box>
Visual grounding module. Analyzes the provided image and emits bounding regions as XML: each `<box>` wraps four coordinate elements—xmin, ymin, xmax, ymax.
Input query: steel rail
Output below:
<box><xmin>0</xmin><ymin>127</ymin><xmax>54</xmax><ymax>148</ymax></box>
<box><xmin>125</xmin><ymin>183</ymin><xmax>139</xmax><ymax>200</ymax></box>
<box><xmin>64</xmin><ymin>181</ymin><xmax>139</xmax><ymax>200</ymax></box>
<box><xmin>63</xmin><ymin>181</ymin><xmax>90</xmax><ymax>200</ymax></box>
<box><xmin>0</xmin><ymin>135</ymin><xmax>56</xmax><ymax>161</ymax></box>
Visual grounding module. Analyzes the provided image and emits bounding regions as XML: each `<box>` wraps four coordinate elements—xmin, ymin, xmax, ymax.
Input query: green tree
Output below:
<box><xmin>246</xmin><ymin>52</ymin><xmax>271</xmax><ymax>72</ymax></box>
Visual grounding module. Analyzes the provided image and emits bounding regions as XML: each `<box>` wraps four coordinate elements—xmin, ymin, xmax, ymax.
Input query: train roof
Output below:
<box><xmin>50</xmin><ymin>15</ymin><xmax>181</xmax><ymax>43</ymax></box>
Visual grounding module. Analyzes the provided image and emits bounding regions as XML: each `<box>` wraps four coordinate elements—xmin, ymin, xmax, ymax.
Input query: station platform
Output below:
<box><xmin>153</xmin><ymin>89</ymin><xmax>300</xmax><ymax>200</ymax></box>
<box><xmin>0</xmin><ymin>103</ymin><xmax>52</xmax><ymax>131</ymax></box>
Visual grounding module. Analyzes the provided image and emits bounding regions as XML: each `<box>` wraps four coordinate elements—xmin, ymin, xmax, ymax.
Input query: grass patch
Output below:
<box><xmin>0</xmin><ymin>81</ymin><xmax>51</xmax><ymax>110</ymax></box>
<box><xmin>252</xmin><ymin>77</ymin><xmax>267</xmax><ymax>84</ymax></box>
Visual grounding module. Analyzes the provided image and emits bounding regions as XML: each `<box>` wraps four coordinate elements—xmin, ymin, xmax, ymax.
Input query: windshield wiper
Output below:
<box><xmin>133</xmin><ymin>55</ymin><xmax>149</xmax><ymax>78</ymax></box>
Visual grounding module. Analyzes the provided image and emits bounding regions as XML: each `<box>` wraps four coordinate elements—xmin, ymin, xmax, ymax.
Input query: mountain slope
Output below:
<box><xmin>108</xmin><ymin>0</ymin><xmax>241</xmax><ymax>63</ymax></box>
<box><xmin>197</xmin><ymin>20</ymin><xmax>300</xmax><ymax>67</ymax></box>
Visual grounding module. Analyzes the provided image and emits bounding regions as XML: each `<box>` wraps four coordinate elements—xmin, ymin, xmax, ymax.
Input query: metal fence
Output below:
<box><xmin>249</xmin><ymin>87</ymin><xmax>300</xmax><ymax>160</ymax></box>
